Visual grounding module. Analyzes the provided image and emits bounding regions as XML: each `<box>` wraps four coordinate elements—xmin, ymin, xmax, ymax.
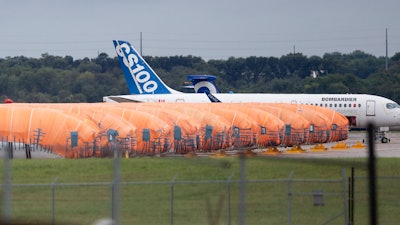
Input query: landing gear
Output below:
<box><xmin>361</xmin><ymin>127</ymin><xmax>391</xmax><ymax>144</ymax></box>
<box><xmin>376</xmin><ymin>127</ymin><xmax>390</xmax><ymax>143</ymax></box>
<box><xmin>381</xmin><ymin>137</ymin><xmax>389</xmax><ymax>143</ymax></box>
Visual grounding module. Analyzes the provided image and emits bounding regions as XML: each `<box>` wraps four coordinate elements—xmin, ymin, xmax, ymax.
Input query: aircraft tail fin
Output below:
<box><xmin>187</xmin><ymin>75</ymin><xmax>221</xmax><ymax>94</ymax></box>
<box><xmin>113</xmin><ymin>40</ymin><xmax>180</xmax><ymax>94</ymax></box>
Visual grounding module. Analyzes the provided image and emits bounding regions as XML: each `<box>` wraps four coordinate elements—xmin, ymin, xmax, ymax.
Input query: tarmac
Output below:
<box><xmin>0</xmin><ymin>143</ymin><xmax>62</xmax><ymax>159</ymax></box>
<box><xmin>260</xmin><ymin>131</ymin><xmax>400</xmax><ymax>158</ymax></box>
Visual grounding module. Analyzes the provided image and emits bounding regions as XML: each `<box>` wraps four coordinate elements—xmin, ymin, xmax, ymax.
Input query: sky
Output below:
<box><xmin>0</xmin><ymin>0</ymin><xmax>399</xmax><ymax>60</ymax></box>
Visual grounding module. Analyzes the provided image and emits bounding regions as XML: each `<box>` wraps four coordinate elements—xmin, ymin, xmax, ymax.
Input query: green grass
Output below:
<box><xmin>0</xmin><ymin>157</ymin><xmax>399</xmax><ymax>224</ymax></box>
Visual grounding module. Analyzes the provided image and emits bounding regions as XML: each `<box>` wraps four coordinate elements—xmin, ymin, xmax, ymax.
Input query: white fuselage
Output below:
<box><xmin>103</xmin><ymin>93</ymin><xmax>400</xmax><ymax>129</ymax></box>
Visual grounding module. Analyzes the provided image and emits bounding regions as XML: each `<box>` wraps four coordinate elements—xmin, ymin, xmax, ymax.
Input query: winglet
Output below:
<box><xmin>187</xmin><ymin>75</ymin><xmax>221</xmax><ymax>94</ymax></box>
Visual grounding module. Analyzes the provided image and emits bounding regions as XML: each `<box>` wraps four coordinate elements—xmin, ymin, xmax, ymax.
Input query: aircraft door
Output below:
<box><xmin>366</xmin><ymin>100</ymin><xmax>376</xmax><ymax>116</ymax></box>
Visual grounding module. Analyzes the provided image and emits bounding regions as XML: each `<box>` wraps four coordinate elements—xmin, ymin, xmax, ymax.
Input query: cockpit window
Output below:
<box><xmin>386</xmin><ymin>103</ymin><xmax>400</xmax><ymax>109</ymax></box>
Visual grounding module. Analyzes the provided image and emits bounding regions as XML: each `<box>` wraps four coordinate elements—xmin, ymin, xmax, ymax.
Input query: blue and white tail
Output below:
<box><xmin>113</xmin><ymin>40</ymin><xmax>181</xmax><ymax>94</ymax></box>
<box><xmin>187</xmin><ymin>75</ymin><xmax>221</xmax><ymax>94</ymax></box>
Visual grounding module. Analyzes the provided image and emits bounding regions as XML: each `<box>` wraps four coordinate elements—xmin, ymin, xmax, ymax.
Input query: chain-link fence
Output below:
<box><xmin>4</xmin><ymin>170</ymin><xmax>399</xmax><ymax>225</ymax></box>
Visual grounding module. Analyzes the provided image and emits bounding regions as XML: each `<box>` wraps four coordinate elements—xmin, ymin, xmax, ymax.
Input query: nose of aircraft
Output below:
<box><xmin>392</xmin><ymin>108</ymin><xmax>400</xmax><ymax>125</ymax></box>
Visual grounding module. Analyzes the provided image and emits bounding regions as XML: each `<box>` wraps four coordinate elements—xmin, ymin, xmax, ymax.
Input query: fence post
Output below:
<box><xmin>111</xmin><ymin>141</ymin><xmax>121</xmax><ymax>225</ymax></box>
<box><xmin>51</xmin><ymin>177</ymin><xmax>58</xmax><ymax>225</ymax></box>
<box><xmin>342</xmin><ymin>169</ymin><xmax>349</xmax><ymax>225</ymax></box>
<box><xmin>367</xmin><ymin>124</ymin><xmax>377</xmax><ymax>225</ymax></box>
<box><xmin>226</xmin><ymin>173</ymin><xmax>234</xmax><ymax>225</ymax></box>
<box><xmin>170</xmin><ymin>174</ymin><xmax>178</xmax><ymax>225</ymax></box>
<box><xmin>2</xmin><ymin>143</ymin><xmax>12</xmax><ymax>224</ymax></box>
<box><xmin>349</xmin><ymin>167</ymin><xmax>355</xmax><ymax>225</ymax></box>
<box><xmin>287</xmin><ymin>170</ymin><xmax>294</xmax><ymax>225</ymax></box>
<box><xmin>238</xmin><ymin>153</ymin><xmax>246</xmax><ymax>225</ymax></box>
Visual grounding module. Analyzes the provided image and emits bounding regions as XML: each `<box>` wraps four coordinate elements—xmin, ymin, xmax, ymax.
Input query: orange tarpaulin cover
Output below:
<box><xmin>0</xmin><ymin>105</ymin><xmax>98</xmax><ymax>157</ymax></box>
<box><xmin>0</xmin><ymin>102</ymin><xmax>348</xmax><ymax>157</ymax></box>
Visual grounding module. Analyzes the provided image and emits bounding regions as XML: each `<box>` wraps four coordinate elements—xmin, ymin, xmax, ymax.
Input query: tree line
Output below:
<box><xmin>1</xmin><ymin>50</ymin><xmax>400</xmax><ymax>103</ymax></box>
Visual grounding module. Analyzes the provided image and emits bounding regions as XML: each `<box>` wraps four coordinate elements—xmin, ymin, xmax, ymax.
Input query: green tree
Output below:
<box><xmin>279</xmin><ymin>53</ymin><xmax>309</xmax><ymax>78</ymax></box>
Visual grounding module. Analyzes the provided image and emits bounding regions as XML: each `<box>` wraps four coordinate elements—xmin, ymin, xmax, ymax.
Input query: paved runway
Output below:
<box><xmin>269</xmin><ymin>131</ymin><xmax>400</xmax><ymax>158</ymax></box>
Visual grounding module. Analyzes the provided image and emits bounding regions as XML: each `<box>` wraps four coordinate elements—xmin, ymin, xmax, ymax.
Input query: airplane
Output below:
<box><xmin>104</xmin><ymin>40</ymin><xmax>400</xmax><ymax>142</ymax></box>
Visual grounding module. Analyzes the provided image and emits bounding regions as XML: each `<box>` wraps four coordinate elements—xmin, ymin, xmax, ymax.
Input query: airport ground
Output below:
<box><xmin>0</xmin><ymin>132</ymin><xmax>398</xmax><ymax>224</ymax></box>
<box><xmin>271</xmin><ymin>130</ymin><xmax>400</xmax><ymax>158</ymax></box>
<box><xmin>1</xmin><ymin>131</ymin><xmax>399</xmax><ymax>159</ymax></box>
